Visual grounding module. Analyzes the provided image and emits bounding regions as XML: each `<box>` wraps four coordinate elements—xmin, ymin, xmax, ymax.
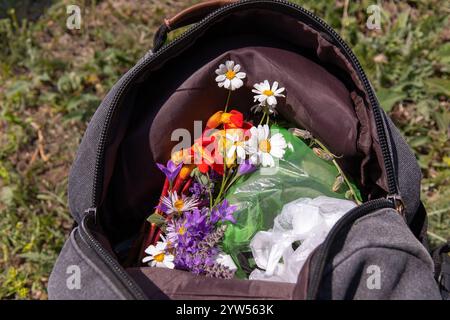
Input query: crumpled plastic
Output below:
<box><xmin>249</xmin><ymin>196</ymin><xmax>356</xmax><ymax>283</ymax></box>
<box><xmin>221</xmin><ymin>126</ymin><xmax>361</xmax><ymax>278</ymax></box>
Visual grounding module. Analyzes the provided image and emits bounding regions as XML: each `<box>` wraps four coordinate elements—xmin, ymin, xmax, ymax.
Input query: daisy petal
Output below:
<box><xmin>272</xmin><ymin>81</ymin><xmax>279</xmax><ymax>92</ymax></box>
<box><xmin>231</xmin><ymin>78</ymin><xmax>243</xmax><ymax>90</ymax></box>
<box><xmin>142</xmin><ymin>256</ymin><xmax>153</xmax><ymax>263</ymax></box>
<box><xmin>215</xmin><ymin>74</ymin><xmax>226</xmax><ymax>82</ymax></box>
<box><xmin>267</xmin><ymin>95</ymin><xmax>277</xmax><ymax>106</ymax></box>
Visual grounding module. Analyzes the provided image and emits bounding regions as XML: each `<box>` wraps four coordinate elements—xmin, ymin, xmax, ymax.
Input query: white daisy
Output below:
<box><xmin>225</xmin><ymin>131</ymin><xmax>247</xmax><ymax>164</ymax></box>
<box><xmin>246</xmin><ymin>125</ymin><xmax>287</xmax><ymax>167</ymax></box>
<box><xmin>142</xmin><ymin>237</ymin><xmax>175</xmax><ymax>269</ymax></box>
<box><xmin>252</xmin><ymin>80</ymin><xmax>285</xmax><ymax>106</ymax></box>
<box><xmin>160</xmin><ymin>191</ymin><xmax>199</xmax><ymax>216</ymax></box>
<box><xmin>215</xmin><ymin>60</ymin><xmax>246</xmax><ymax>91</ymax></box>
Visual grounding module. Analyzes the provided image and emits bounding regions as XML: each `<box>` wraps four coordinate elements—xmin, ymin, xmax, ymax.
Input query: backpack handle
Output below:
<box><xmin>153</xmin><ymin>0</ymin><xmax>237</xmax><ymax>52</ymax></box>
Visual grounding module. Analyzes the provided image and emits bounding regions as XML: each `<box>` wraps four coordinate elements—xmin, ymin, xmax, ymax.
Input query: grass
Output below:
<box><xmin>0</xmin><ymin>0</ymin><xmax>448</xmax><ymax>299</ymax></box>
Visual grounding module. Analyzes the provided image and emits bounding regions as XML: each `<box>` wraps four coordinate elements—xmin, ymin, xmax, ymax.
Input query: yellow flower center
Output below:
<box><xmin>259</xmin><ymin>139</ymin><xmax>271</xmax><ymax>153</ymax></box>
<box><xmin>177</xmin><ymin>226</ymin><xmax>186</xmax><ymax>235</ymax></box>
<box><xmin>153</xmin><ymin>252</ymin><xmax>165</xmax><ymax>262</ymax></box>
<box><xmin>263</xmin><ymin>89</ymin><xmax>274</xmax><ymax>96</ymax></box>
<box><xmin>225</xmin><ymin>70</ymin><xmax>236</xmax><ymax>80</ymax></box>
<box><xmin>174</xmin><ymin>199</ymin><xmax>184</xmax><ymax>212</ymax></box>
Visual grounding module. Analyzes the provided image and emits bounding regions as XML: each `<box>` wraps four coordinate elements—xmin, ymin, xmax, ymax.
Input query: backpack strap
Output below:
<box><xmin>153</xmin><ymin>0</ymin><xmax>236</xmax><ymax>51</ymax></box>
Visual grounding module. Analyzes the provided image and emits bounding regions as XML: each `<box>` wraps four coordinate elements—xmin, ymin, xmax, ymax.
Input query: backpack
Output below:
<box><xmin>48</xmin><ymin>0</ymin><xmax>445</xmax><ymax>300</ymax></box>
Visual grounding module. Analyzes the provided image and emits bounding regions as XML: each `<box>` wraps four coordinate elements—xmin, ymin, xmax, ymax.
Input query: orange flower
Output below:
<box><xmin>206</xmin><ymin>110</ymin><xmax>244</xmax><ymax>129</ymax></box>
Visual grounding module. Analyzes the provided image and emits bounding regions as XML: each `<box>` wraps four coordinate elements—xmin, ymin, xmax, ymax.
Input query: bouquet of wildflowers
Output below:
<box><xmin>141</xmin><ymin>60</ymin><xmax>291</xmax><ymax>278</ymax></box>
<box><xmin>141</xmin><ymin>60</ymin><xmax>360</xmax><ymax>279</ymax></box>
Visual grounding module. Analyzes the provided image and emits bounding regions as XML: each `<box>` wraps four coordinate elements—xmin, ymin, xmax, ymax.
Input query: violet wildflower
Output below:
<box><xmin>160</xmin><ymin>191</ymin><xmax>199</xmax><ymax>216</ymax></box>
<box><xmin>156</xmin><ymin>160</ymin><xmax>182</xmax><ymax>183</ymax></box>
<box><xmin>185</xmin><ymin>208</ymin><xmax>212</xmax><ymax>236</ymax></box>
<box><xmin>237</xmin><ymin>159</ymin><xmax>256</xmax><ymax>176</ymax></box>
<box><xmin>211</xmin><ymin>200</ymin><xmax>238</xmax><ymax>224</ymax></box>
<box><xmin>166</xmin><ymin>218</ymin><xmax>188</xmax><ymax>246</ymax></box>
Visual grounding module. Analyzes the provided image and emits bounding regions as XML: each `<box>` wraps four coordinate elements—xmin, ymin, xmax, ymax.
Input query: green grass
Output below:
<box><xmin>0</xmin><ymin>0</ymin><xmax>448</xmax><ymax>299</ymax></box>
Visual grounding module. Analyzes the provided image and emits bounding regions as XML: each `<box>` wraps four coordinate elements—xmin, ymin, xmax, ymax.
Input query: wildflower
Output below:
<box><xmin>252</xmin><ymin>80</ymin><xmax>285</xmax><ymax>106</ymax></box>
<box><xmin>185</xmin><ymin>208</ymin><xmax>212</xmax><ymax>236</ymax></box>
<box><xmin>290</xmin><ymin>128</ymin><xmax>312</xmax><ymax>140</ymax></box>
<box><xmin>170</xmin><ymin>148</ymin><xmax>193</xmax><ymax>165</ymax></box>
<box><xmin>160</xmin><ymin>191</ymin><xmax>199</xmax><ymax>216</ymax></box>
<box><xmin>206</xmin><ymin>110</ymin><xmax>244</xmax><ymax>129</ymax></box>
<box><xmin>237</xmin><ymin>159</ymin><xmax>257</xmax><ymax>175</ymax></box>
<box><xmin>313</xmin><ymin>147</ymin><xmax>334</xmax><ymax>161</ymax></box>
<box><xmin>215</xmin><ymin>60</ymin><xmax>246</xmax><ymax>91</ymax></box>
<box><xmin>246</xmin><ymin>125</ymin><xmax>287</xmax><ymax>167</ymax></box>
<box><xmin>211</xmin><ymin>199</ymin><xmax>238</xmax><ymax>224</ymax></box>
<box><xmin>142</xmin><ymin>237</ymin><xmax>175</xmax><ymax>269</ymax></box>
<box><xmin>156</xmin><ymin>160</ymin><xmax>182</xmax><ymax>183</ymax></box>
<box><xmin>225</xmin><ymin>130</ymin><xmax>247</xmax><ymax>164</ymax></box>
<box><xmin>166</xmin><ymin>218</ymin><xmax>188</xmax><ymax>246</ymax></box>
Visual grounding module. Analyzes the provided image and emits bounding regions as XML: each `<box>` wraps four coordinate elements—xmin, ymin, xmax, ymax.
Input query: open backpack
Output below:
<box><xmin>48</xmin><ymin>0</ymin><xmax>448</xmax><ymax>300</ymax></box>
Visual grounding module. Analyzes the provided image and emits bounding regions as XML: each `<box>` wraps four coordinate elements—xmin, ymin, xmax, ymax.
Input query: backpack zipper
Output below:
<box><xmin>79</xmin><ymin>208</ymin><xmax>147</xmax><ymax>299</ymax></box>
<box><xmin>82</xmin><ymin>0</ymin><xmax>403</xmax><ymax>299</ymax></box>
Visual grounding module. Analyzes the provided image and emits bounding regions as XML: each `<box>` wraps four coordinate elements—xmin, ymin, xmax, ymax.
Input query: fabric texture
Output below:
<box><xmin>316</xmin><ymin>208</ymin><xmax>441</xmax><ymax>300</ymax></box>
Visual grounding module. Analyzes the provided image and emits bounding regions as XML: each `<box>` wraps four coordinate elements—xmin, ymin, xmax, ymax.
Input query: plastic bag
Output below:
<box><xmin>249</xmin><ymin>196</ymin><xmax>356</xmax><ymax>283</ymax></box>
<box><xmin>221</xmin><ymin>126</ymin><xmax>360</xmax><ymax>278</ymax></box>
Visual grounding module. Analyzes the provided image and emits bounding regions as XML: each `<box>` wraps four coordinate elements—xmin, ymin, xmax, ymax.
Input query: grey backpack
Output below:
<box><xmin>48</xmin><ymin>0</ymin><xmax>446</xmax><ymax>300</ymax></box>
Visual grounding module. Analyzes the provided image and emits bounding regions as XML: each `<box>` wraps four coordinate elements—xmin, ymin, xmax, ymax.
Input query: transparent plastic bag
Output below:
<box><xmin>221</xmin><ymin>126</ymin><xmax>360</xmax><ymax>278</ymax></box>
<box><xmin>249</xmin><ymin>196</ymin><xmax>356</xmax><ymax>283</ymax></box>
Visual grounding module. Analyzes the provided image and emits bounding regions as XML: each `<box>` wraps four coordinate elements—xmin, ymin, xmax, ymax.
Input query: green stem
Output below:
<box><xmin>314</xmin><ymin>139</ymin><xmax>362</xmax><ymax>205</ymax></box>
<box><xmin>259</xmin><ymin>112</ymin><xmax>267</xmax><ymax>125</ymax></box>
<box><xmin>224</xmin><ymin>172</ymin><xmax>240</xmax><ymax>193</ymax></box>
<box><xmin>224</xmin><ymin>90</ymin><xmax>232</xmax><ymax>112</ymax></box>
<box><xmin>214</xmin><ymin>166</ymin><xmax>234</xmax><ymax>206</ymax></box>
<box><xmin>206</xmin><ymin>172</ymin><xmax>213</xmax><ymax>210</ymax></box>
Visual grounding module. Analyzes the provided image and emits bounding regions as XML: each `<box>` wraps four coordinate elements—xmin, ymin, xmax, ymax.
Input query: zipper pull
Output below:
<box><xmin>84</xmin><ymin>207</ymin><xmax>98</xmax><ymax>225</ymax></box>
<box><xmin>387</xmin><ymin>194</ymin><xmax>405</xmax><ymax>218</ymax></box>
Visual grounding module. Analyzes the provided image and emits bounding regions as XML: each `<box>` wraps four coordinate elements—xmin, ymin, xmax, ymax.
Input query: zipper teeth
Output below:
<box><xmin>79</xmin><ymin>213</ymin><xmax>146</xmax><ymax>299</ymax></box>
<box><xmin>91</xmin><ymin>0</ymin><xmax>398</xmax><ymax>207</ymax></box>
<box><xmin>306</xmin><ymin>198</ymin><xmax>395</xmax><ymax>300</ymax></box>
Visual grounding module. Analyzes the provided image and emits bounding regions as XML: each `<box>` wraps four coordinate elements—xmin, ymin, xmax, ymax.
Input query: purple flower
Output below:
<box><xmin>211</xmin><ymin>199</ymin><xmax>238</xmax><ymax>224</ymax></box>
<box><xmin>185</xmin><ymin>208</ymin><xmax>212</xmax><ymax>236</ymax></box>
<box><xmin>237</xmin><ymin>160</ymin><xmax>256</xmax><ymax>176</ymax></box>
<box><xmin>189</xmin><ymin>181</ymin><xmax>212</xmax><ymax>204</ymax></box>
<box><xmin>156</xmin><ymin>160</ymin><xmax>182</xmax><ymax>183</ymax></box>
<box><xmin>166</xmin><ymin>218</ymin><xmax>188</xmax><ymax>246</ymax></box>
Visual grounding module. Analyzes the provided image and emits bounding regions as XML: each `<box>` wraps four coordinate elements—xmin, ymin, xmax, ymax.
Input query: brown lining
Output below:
<box><xmin>127</xmin><ymin>267</ymin><xmax>296</xmax><ymax>300</ymax></box>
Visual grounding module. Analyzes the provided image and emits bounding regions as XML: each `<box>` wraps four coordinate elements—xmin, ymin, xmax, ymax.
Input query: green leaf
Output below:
<box><xmin>436</xmin><ymin>43</ymin><xmax>450</xmax><ymax>65</ymax></box>
<box><xmin>147</xmin><ymin>213</ymin><xmax>166</xmax><ymax>228</ymax></box>
<box><xmin>424</xmin><ymin>78</ymin><xmax>450</xmax><ymax>97</ymax></box>
<box><xmin>409</xmin><ymin>136</ymin><xmax>430</xmax><ymax>148</ymax></box>
<box><xmin>377</xmin><ymin>87</ymin><xmax>407</xmax><ymax>112</ymax></box>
